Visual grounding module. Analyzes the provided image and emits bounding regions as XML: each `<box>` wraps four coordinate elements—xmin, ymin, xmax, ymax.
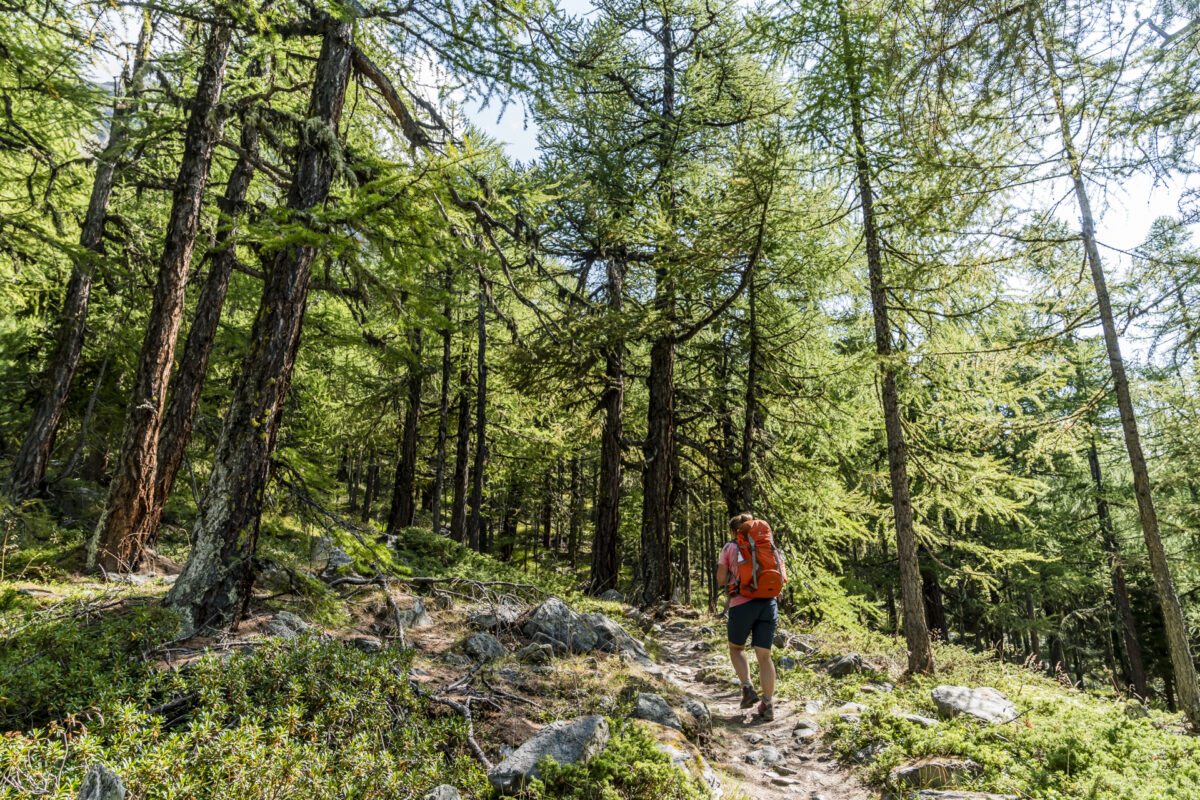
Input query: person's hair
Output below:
<box><xmin>728</xmin><ymin>512</ymin><xmax>753</xmax><ymax>533</ymax></box>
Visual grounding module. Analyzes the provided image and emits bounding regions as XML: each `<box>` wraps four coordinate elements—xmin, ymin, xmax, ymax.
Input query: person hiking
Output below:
<box><xmin>717</xmin><ymin>512</ymin><xmax>787</xmax><ymax>721</ymax></box>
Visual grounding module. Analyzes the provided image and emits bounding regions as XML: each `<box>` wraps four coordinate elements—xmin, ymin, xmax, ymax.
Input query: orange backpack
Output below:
<box><xmin>730</xmin><ymin>520</ymin><xmax>787</xmax><ymax>599</ymax></box>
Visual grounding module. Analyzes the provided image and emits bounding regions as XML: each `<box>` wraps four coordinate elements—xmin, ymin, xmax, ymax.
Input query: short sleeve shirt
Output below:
<box><xmin>719</xmin><ymin>542</ymin><xmax>752</xmax><ymax>608</ymax></box>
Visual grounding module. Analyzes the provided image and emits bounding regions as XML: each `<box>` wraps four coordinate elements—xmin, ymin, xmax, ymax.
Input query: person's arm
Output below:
<box><xmin>716</xmin><ymin>561</ymin><xmax>729</xmax><ymax>587</ymax></box>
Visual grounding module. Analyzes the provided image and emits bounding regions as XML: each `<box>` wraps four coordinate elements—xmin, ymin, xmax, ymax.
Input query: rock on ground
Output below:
<box><xmin>464</xmin><ymin>633</ymin><xmax>506</xmax><ymax>661</ymax></box>
<box><xmin>599</xmin><ymin>589</ymin><xmax>624</xmax><ymax>602</ymax></box>
<box><xmin>890</xmin><ymin>758</ymin><xmax>983</xmax><ymax>789</ymax></box>
<box><xmin>267</xmin><ymin>611</ymin><xmax>312</xmax><ymax>639</ymax></box>
<box><xmin>395</xmin><ymin>597</ymin><xmax>434</xmax><ymax>629</ymax></box>
<box><xmin>488</xmin><ymin>715</ymin><xmax>610</xmax><ymax>794</ymax></box>
<box><xmin>683</xmin><ymin>696</ymin><xmax>711</xmax><ymax>735</ymax></box>
<box><xmin>931</xmin><ymin>686</ymin><xmax>1017</xmax><ymax>723</ymax></box>
<box><xmin>584</xmin><ymin>612</ymin><xmax>654</xmax><ymax>666</ymax></box>
<box><xmin>517</xmin><ymin>643</ymin><xmax>553</xmax><ymax>664</ymax></box>
<box><xmin>523</xmin><ymin>598</ymin><xmax>599</xmax><ymax>653</ymax></box>
<box><xmin>77</xmin><ymin>764</ymin><xmax>125</xmax><ymax>800</ymax></box>
<box><xmin>470</xmin><ymin>603</ymin><xmax>523</xmax><ymax>631</ymax></box>
<box><xmin>423</xmin><ymin>786</ymin><xmax>461</xmax><ymax>800</ymax></box>
<box><xmin>897</xmin><ymin>713</ymin><xmax>939</xmax><ymax>728</ymax></box>
<box><xmin>821</xmin><ymin>653</ymin><xmax>863</xmax><ymax>677</ymax></box>
<box><xmin>745</xmin><ymin>746</ymin><xmax>786</xmax><ymax>767</ymax></box>
<box><xmin>632</xmin><ymin>693</ymin><xmax>682</xmax><ymax>730</ymax></box>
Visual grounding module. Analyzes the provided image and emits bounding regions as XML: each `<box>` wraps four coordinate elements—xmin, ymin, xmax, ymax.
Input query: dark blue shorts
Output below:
<box><xmin>727</xmin><ymin>598</ymin><xmax>777</xmax><ymax>649</ymax></box>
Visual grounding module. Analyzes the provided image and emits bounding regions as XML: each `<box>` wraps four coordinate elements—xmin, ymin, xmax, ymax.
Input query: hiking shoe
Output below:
<box><xmin>739</xmin><ymin>684</ymin><xmax>759</xmax><ymax>709</ymax></box>
<box><xmin>756</xmin><ymin>700</ymin><xmax>775</xmax><ymax>721</ymax></box>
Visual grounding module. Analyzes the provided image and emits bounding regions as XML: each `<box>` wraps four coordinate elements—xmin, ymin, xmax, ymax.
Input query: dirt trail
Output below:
<box><xmin>655</xmin><ymin>622</ymin><xmax>876</xmax><ymax>800</ymax></box>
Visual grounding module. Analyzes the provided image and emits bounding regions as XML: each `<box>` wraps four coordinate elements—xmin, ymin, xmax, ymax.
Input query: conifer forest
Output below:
<box><xmin>2</xmin><ymin>0</ymin><xmax>1200</xmax><ymax>798</ymax></box>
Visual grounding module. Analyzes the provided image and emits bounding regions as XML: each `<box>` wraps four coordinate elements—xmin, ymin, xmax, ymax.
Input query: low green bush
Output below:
<box><xmin>519</xmin><ymin>718</ymin><xmax>710</xmax><ymax>800</ymax></box>
<box><xmin>0</xmin><ymin>637</ymin><xmax>486</xmax><ymax>800</ymax></box>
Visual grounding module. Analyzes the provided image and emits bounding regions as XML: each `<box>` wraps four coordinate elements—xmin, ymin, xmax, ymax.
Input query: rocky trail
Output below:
<box><xmin>655</xmin><ymin>621</ymin><xmax>874</xmax><ymax>800</ymax></box>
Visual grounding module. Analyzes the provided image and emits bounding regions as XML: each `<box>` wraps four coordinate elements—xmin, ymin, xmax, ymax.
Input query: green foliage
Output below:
<box><xmin>0</xmin><ymin>599</ymin><xmax>179</xmax><ymax>729</ymax></box>
<box><xmin>780</xmin><ymin>627</ymin><xmax>1200</xmax><ymax>800</ymax></box>
<box><xmin>0</xmin><ymin>637</ymin><xmax>487</xmax><ymax>799</ymax></box>
<box><xmin>520</xmin><ymin>719</ymin><xmax>710</xmax><ymax>800</ymax></box>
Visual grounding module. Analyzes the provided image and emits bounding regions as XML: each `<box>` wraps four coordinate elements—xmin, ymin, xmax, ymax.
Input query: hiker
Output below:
<box><xmin>717</xmin><ymin>512</ymin><xmax>787</xmax><ymax>721</ymax></box>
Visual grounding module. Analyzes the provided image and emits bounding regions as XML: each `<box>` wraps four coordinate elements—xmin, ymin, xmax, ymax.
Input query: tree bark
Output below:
<box><xmin>361</xmin><ymin>448</ymin><xmax>378</xmax><ymax>523</ymax></box>
<box><xmin>166</xmin><ymin>20</ymin><xmax>355</xmax><ymax>634</ymax></box>
<box><xmin>638</xmin><ymin>13</ymin><xmax>678</xmax><ymax>606</ymax></box>
<box><xmin>1088</xmin><ymin>439</ymin><xmax>1149</xmax><ymax>697</ymax></box>
<box><xmin>388</xmin><ymin>328</ymin><xmax>423</xmax><ymax>533</ymax></box>
<box><xmin>7</xmin><ymin>21</ymin><xmax>154</xmax><ymax>500</ymax></box>
<box><xmin>91</xmin><ymin>25</ymin><xmax>232</xmax><ymax>573</ymax></box>
<box><xmin>1026</xmin><ymin>594</ymin><xmax>1041</xmax><ymax>666</ymax></box>
<box><xmin>589</xmin><ymin>257</ymin><xmax>624</xmax><ymax>594</ymax></box>
<box><xmin>838</xmin><ymin>0</ymin><xmax>932</xmax><ymax>673</ymax></box>
<box><xmin>449</xmin><ymin>367</ymin><xmax>471</xmax><ymax>543</ymax></box>
<box><xmin>569</xmin><ymin>454</ymin><xmax>583</xmax><ymax>569</ymax></box>
<box><xmin>430</xmin><ymin>267</ymin><xmax>453</xmax><ymax>531</ymax></box>
<box><xmin>468</xmin><ymin>278</ymin><xmax>487</xmax><ymax>550</ymax></box>
<box><xmin>1037</xmin><ymin>15</ymin><xmax>1200</xmax><ymax>725</ymax></box>
<box><xmin>740</xmin><ymin>276</ymin><xmax>760</xmax><ymax>511</ymax></box>
<box><xmin>150</xmin><ymin>66</ymin><xmax>265</xmax><ymax>535</ymax></box>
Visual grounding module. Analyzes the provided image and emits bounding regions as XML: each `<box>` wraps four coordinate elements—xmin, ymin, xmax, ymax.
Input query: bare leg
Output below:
<box><xmin>754</xmin><ymin>646</ymin><xmax>775</xmax><ymax>700</ymax></box>
<box><xmin>730</xmin><ymin>644</ymin><xmax>751</xmax><ymax>684</ymax></box>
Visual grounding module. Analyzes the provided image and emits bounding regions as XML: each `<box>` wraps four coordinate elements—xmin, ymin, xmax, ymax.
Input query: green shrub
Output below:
<box><xmin>519</xmin><ymin>719</ymin><xmax>710</xmax><ymax>800</ymax></box>
<box><xmin>0</xmin><ymin>637</ymin><xmax>486</xmax><ymax>800</ymax></box>
<box><xmin>0</xmin><ymin>599</ymin><xmax>179</xmax><ymax>729</ymax></box>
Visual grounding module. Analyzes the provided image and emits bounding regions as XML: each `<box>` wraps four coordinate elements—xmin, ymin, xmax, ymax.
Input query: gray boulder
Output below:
<box><xmin>267</xmin><ymin>611</ymin><xmax>312</xmax><ymax>639</ymax></box>
<box><xmin>931</xmin><ymin>686</ymin><xmax>1017</xmax><ymax>723</ymax></box>
<box><xmin>584</xmin><ymin>612</ymin><xmax>654</xmax><ymax>666</ymax></box>
<box><xmin>778</xmin><ymin>656</ymin><xmax>798</xmax><ymax>671</ymax></box>
<box><xmin>77</xmin><ymin>765</ymin><xmax>124</xmax><ymax>800</ymax></box>
<box><xmin>890</xmin><ymin>757</ymin><xmax>983</xmax><ymax>789</ymax></box>
<box><xmin>471</xmin><ymin>603</ymin><xmax>523</xmax><ymax>631</ymax></box>
<box><xmin>347</xmin><ymin>636</ymin><xmax>383</xmax><ymax>653</ymax></box>
<box><xmin>517</xmin><ymin>643</ymin><xmax>553</xmax><ymax>665</ymax></box>
<box><xmin>852</xmin><ymin>741</ymin><xmax>886</xmax><ymax>763</ymax></box>
<box><xmin>487</xmin><ymin>715</ymin><xmax>610</xmax><ymax>794</ymax></box>
<box><xmin>465</xmin><ymin>633</ymin><xmax>506</xmax><ymax>662</ymax></box>
<box><xmin>821</xmin><ymin>653</ymin><xmax>863</xmax><ymax>677</ymax></box>
<box><xmin>599</xmin><ymin>589</ymin><xmax>624</xmax><ymax>602</ymax></box>
<box><xmin>683</xmin><ymin>696</ymin><xmax>711</xmax><ymax>734</ymax></box>
<box><xmin>395</xmin><ymin>598</ymin><xmax>434</xmax><ymax>629</ymax></box>
<box><xmin>898</xmin><ymin>713</ymin><xmax>940</xmax><ymax>728</ymax></box>
<box><xmin>745</xmin><ymin>746</ymin><xmax>786</xmax><ymax>767</ymax></box>
<box><xmin>632</xmin><ymin>693</ymin><xmax>682</xmax><ymax>730</ymax></box>
<box><xmin>523</xmin><ymin>598</ymin><xmax>599</xmax><ymax>653</ymax></box>
<box><xmin>423</xmin><ymin>787</ymin><xmax>461</xmax><ymax>800</ymax></box>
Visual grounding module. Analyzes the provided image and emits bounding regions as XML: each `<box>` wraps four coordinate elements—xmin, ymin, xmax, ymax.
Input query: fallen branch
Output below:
<box><xmin>432</xmin><ymin>695</ymin><xmax>492</xmax><ymax>769</ymax></box>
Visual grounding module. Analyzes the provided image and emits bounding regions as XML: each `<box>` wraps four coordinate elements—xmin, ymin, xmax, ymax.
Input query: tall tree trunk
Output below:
<box><xmin>541</xmin><ymin>469</ymin><xmax>553</xmax><ymax>549</ymax></box>
<box><xmin>838</xmin><ymin>0</ymin><xmax>932</xmax><ymax>674</ymax></box>
<box><xmin>569</xmin><ymin>454</ymin><xmax>583</xmax><ymax>570</ymax></box>
<box><xmin>348</xmin><ymin>449</ymin><xmax>360</xmax><ymax>513</ymax></box>
<box><xmin>91</xmin><ymin>25</ymin><xmax>232</xmax><ymax>573</ymax></box>
<box><xmin>1038</xmin><ymin>17</ymin><xmax>1200</xmax><ymax>725</ymax></box>
<box><xmin>922</xmin><ymin>568</ymin><xmax>948</xmax><ymax>642</ymax></box>
<box><xmin>430</xmin><ymin>268</ymin><xmax>453</xmax><ymax>531</ymax></box>
<box><xmin>1088</xmin><ymin>439</ymin><xmax>1150</xmax><ymax>697</ymax></box>
<box><xmin>590</xmin><ymin>257</ymin><xmax>624</xmax><ymax>594</ymax></box>
<box><xmin>166</xmin><ymin>20</ymin><xmax>355</xmax><ymax>634</ymax></box>
<box><xmin>740</xmin><ymin>276</ymin><xmax>760</xmax><ymax>511</ymax></box>
<box><xmin>638</xmin><ymin>12</ymin><xmax>681</xmax><ymax>607</ymax></box>
<box><xmin>468</xmin><ymin>281</ymin><xmax>487</xmax><ymax>551</ymax></box>
<box><xmin>151</xmin><ymin>67</ymin><xmax>265</xmax><ymax>533</ymax></box>
<box><xmin>449</xmin><ymin>367</ymin><xmax>471</xmax><ymax>543</ymax></box>
<box><xmin>361</xmin><ymin>449</ymin><xmax>378</xmax><ymax>523</ymax></box>
<box><xmin>840</xmin><ymin>1</ymin><xmax>931</xmax><ymax>676</ymax></box>
<box><xmin>1026</xmin><ymin>594</ymin><xmax>1041</xmax><ymax>666</ymax></box>
<box><xmin>714</xmin><ymin>344</ymin><xmax>742</xmax><ymax>516</ymax></box>
<box><xmin>7</xmin><ymin>21</ymin><xmax>154</xmax><ymax>500</ymax></box>
<box><xmin>388</xmin><ymin>329</ymin><xmax>423</xmax><ymax>533</ymax></box>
